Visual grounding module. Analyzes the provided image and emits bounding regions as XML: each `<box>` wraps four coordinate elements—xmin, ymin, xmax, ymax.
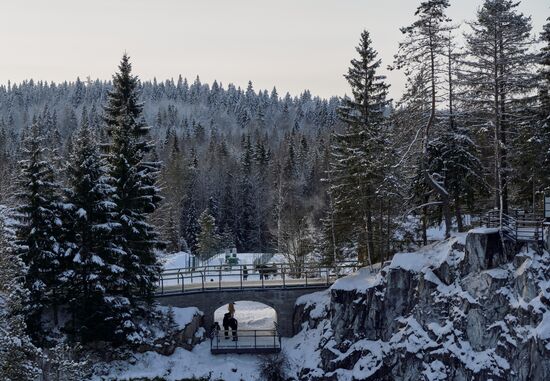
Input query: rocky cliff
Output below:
<box><xmin>290</xmin><ymin>230</ymin><xmax>550</xmax><ymax>381</ymax></box>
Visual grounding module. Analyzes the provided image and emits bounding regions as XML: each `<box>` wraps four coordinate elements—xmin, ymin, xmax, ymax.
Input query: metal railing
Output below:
<box><xmin>483</xmin><ymin>209</ymin><xmax>544</xmax><ymax>244</ymax></box>
<box><xmin>210</xmin><ymin>328</ymin><xmax>282</xmax><ymax>354</ymax></box>
<box><xmin>156</xmin><ymin>261</ymin><xmax>360</xmax><ymax>296</ymax></box>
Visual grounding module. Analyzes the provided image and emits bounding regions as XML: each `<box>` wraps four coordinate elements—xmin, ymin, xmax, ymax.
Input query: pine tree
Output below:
<box><xmin>63</xmin><ymin>120</ymin><xmax>122</xmax><ymax>342</ymax></box>
<box><xmin>461</xmin><ymin>0</ymin><xmax>536</xmax><ymax>213</ymax></box>
<box><xmin>540</xmin><ymin>17</ymin><xmax>550</xmax><ymax>193</ymax></box>
<box><xmin>14</xmin><ymin>123</ymin><xmax>67</xmax><ymax>337</ymax></box>
<box><xmin>394</xmin><ymin>0</ymin><xmax>457</xmax><ymax>240</ymax></box>
<box><xmin>103</xmin><ymin>54</ymin><xmax>162</xmax><ymax>343</ymax></box>
<box><xmin>326</xmin><ymin>30</ymin><xmax>390</xmax><ymax>265</ymax></box>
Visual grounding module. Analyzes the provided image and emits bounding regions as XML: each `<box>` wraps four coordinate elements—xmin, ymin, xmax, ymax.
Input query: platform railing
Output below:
<box><xmin>210</xmin><ymin>328</ymin><xmax>282</xmax><ymax>354</ymax></box>
<box><xmin>156</xmin><ymin>261</ymin><xmax>360</xmax><ymax>296</ymax></box>
<box><xmin>483</xmin><ymin>209</ymin><xmax>544</xmax><ymax>244</ymax></box>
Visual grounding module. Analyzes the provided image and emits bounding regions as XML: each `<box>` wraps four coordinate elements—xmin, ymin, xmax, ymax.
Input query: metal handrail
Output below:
<box><xmin>210</xmin><ymin>329</ymin><xmax>282</xmax><ymax>352</ymax></box>
<box><xmin>482</xmin><ymin>209</ymin><xmax>544</xmax><ymax>244</ymax></box>
<box><xmin>157</xmin><ymin>261</ymin><xmax>359</xmax><ymax>296</ymax></box>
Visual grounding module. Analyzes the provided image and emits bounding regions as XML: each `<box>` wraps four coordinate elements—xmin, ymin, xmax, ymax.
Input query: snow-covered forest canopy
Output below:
<box><xmin>0</xmin><ymin>0</ymin><xmax>549</xmax><ymax>379</ymax></box>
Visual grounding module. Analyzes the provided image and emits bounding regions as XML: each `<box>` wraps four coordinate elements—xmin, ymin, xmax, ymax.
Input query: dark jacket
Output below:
<box><xmin>223</xmin><ymin>312</ymin><xmax>232</xmax><ymax>327</ymax></box>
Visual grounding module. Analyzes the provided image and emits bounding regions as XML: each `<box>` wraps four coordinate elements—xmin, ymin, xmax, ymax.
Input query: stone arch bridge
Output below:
<box><xmin>155</xmin><ymin>262</ymin><xmax>359</xmax><ymax>337</ymax></box>
<box><xmin>156</xmin><ymin>287</ymin><xmax>328</xmax><ymax>337</ymax></box>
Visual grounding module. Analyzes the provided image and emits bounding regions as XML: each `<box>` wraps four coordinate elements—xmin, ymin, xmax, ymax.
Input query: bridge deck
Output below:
<box><xmin>158</xmin><ymin>277</ymin><xmax>333</xmax><ymax>295</ymax></box>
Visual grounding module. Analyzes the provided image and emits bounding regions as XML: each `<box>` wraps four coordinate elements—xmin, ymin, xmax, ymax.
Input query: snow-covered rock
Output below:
<box><xmin>135</xmin><ymin>306</ymin><xmax>204</xmax><ymax>356</ymax></box>
<box><xmin>291</xmin><ymin>230</ymin><xmax>550</xmax><ymax>381</ymax></box>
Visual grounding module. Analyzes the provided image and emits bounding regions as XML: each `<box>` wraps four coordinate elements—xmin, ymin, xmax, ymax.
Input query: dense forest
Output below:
<box><xmin>0</xmin><ymin>65</ymin><xmax>342</xmax><ymax>258</ymax></box>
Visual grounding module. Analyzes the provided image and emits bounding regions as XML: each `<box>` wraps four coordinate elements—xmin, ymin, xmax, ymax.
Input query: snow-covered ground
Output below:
<box><xmin>161</xmin><ymin>252</ymin><xmax>281</xmax><ymax>270</ymax></box>
<box><xmin>158</xmin><ymin>251</ymin><xmax>339</xmax><ymax>291</ymax></box>
<box><xmin>214</xmin><ymin>301</ymin><xmax>277</xmax><ymax>330</ymax></box>
<box><xmin>97</xmin><ymin>302</ymin><xmax>279</xmax><ymax>380</ymax></box>
<box><xmin>97</xmin><ymin>342</ymin><xmax>263</xmax><ymax>381</ymax></box>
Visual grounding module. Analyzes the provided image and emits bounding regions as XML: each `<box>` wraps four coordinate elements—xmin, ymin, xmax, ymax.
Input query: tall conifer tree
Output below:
<box><xmin>326</xmin><ymin>30</ymin><xmax>390</xmax><ymax>266</ymax></box>
<box><xmin>14</xmin><ymin>123</ymin><xmax>66</xmax><ymax>337</ymax></box>
<box><xmin>461</xmin><ymin>0</ymin><xmax>536</xmax><ymax>213</ymax></box>
<box><xmin>64</xmin><ymin>120</ymin><xmax>122</xmax><ymax>342</ymax></box>
<box><xmin>103</xmin><ymin>54</ymin><xmax>162</xmax><ymax>341</ymax></box>
<box><xmin>394</xmin><ymin>0</ymin><xmax>455</xmax><ymax>238</ymax></box>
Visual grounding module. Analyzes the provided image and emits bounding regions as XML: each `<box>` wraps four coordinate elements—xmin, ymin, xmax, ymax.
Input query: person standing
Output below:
<box><xmin>229</xmin><ymin>316</ymin><xmax>238</xmax><ymax>341</ymax></box>
<box><xmin>222</xmin><ymin>312</ymin><xmax>231</xmax><ymax>339</ymax></box>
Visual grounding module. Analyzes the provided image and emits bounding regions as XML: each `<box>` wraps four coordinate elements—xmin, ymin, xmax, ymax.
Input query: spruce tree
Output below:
<box><xmin>197</xmin><ymin>208</ymin><xmax>220</xmax><ymax>260</ymax></box>
<box><xmin>104</xmin><ymin>54</ymin><xmax>162</xmax><ymax>343</ymax></box>
<box><xmin>326</xmin><ymin>30</ymin><xmax>390</xmax><ymax>265</ymax></box>
<box><xmin>180</xmin><ymin>161</ymin><xmax>200</xmax><ymax>254</ymax></box>
<box><xmin>64</xmin><ymin>120</ymin><xmax>122</xmax><ymax>342</ymax></box>
<box><xmin>0</xmin><ymin>216</ymin><xmax>41</xmax><ymax>381</ymax></box>
<box><xmin>14</xmin><ymin>123</ymin><xmax>66</xmax><ymax>338</ymax></box>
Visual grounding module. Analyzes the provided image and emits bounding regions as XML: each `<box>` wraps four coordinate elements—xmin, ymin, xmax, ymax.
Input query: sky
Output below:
<box><xmin>0</xmin><ymin>0</ymin><xmax>548</xmax><ymax>99</ymax></box>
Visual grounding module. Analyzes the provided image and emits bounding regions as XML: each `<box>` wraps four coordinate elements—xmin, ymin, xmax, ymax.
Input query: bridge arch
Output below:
<box><xmin>156</xmin><ymin>287</ymin><xmax>328</xmax><ymax>337</ymax></box>
<box><xmin>214</xmin><ymin>301</ymin><xmax>277</xmax><ymax>331</ymax></box>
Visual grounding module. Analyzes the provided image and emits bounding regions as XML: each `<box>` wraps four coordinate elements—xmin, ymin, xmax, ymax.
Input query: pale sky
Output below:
<box><xmin>0</xmin><ymin>0</ymin><xmax>548</xmax><ymax>99</ymax></box>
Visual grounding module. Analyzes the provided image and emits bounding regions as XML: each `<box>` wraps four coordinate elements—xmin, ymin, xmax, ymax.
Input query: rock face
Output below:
<box><xmin>136</xmin><ymin>309</ymin><xmax>204</xmax><ymax>356</ymax></box>
<box><xmin>291</xmin><ymin>231</ymin><xmax>550</xmax><ymax>381</ymax></box>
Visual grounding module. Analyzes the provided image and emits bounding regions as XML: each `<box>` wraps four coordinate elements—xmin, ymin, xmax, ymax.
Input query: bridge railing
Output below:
<box><xmin>210</xmin><ymin>328</ymin><xmax>282</xmax><ymax>354</ymax></box>
<box><xmin>156</xmin><ymin>261</ymin><xmax>360</xmax><ymax>295</ymax></box>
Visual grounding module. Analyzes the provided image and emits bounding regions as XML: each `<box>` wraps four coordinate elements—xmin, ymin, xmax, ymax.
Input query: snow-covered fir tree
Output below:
<box><xmin>325</xmin><ymin>30</ymin><xmax>392</xmax><ymax>266</ymax></box>
<box><xmin>197</xmin><ymin>207</ymin><xmax>221</xmax><ymax>260</ymax></box>
<box><xmin>14</xmin><ymin>123</ymin><xmax>67</xmax><ymax>339</ymax></box>
<box><xmin>0</xmin><ymin>215</ymin><xmax>42</xmax><ymax>381</ymax></box>
<box><xmin>103</xmin><ymin>54</ymin><xmax>162</xmax><ymax>343</ymax></box>
<box><xmin>63</xmin><ymin>118</ymin><xmax>123</xmax><ymax>343</ymax></box>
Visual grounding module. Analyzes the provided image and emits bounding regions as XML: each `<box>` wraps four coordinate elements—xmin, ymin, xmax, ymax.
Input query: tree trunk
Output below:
<box><xmin>422</xmin><ymin>205</ymin><xmax>428</xmax><ymax>246</ymax></box>
<box><xmin>422</xmin><ymin>196</ymin><xmax>429</xmax><ymax>246</ymax></box>
<box><xmin>386</xmin><ymin>200</ymin><xmax>391</xmax><ymax>262</ymax></box>
<box><xmin>364</xmin><ymin>204</ymin><xmax>374</xmax><ymax>267</ymax></box>
<box><xmin>423</xmin><ymin>25</ymin><xmax>452</xmax><ymax>239</ymax></box>
<box><xmin>455</xmin><ymin>195</ymin><xmax>464</xmax><ymax>232</ymax></box>
<box><xmin>379</xmin><ymin>199</ymin><xmax>384</xmax><ymax>263</ymax></box>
